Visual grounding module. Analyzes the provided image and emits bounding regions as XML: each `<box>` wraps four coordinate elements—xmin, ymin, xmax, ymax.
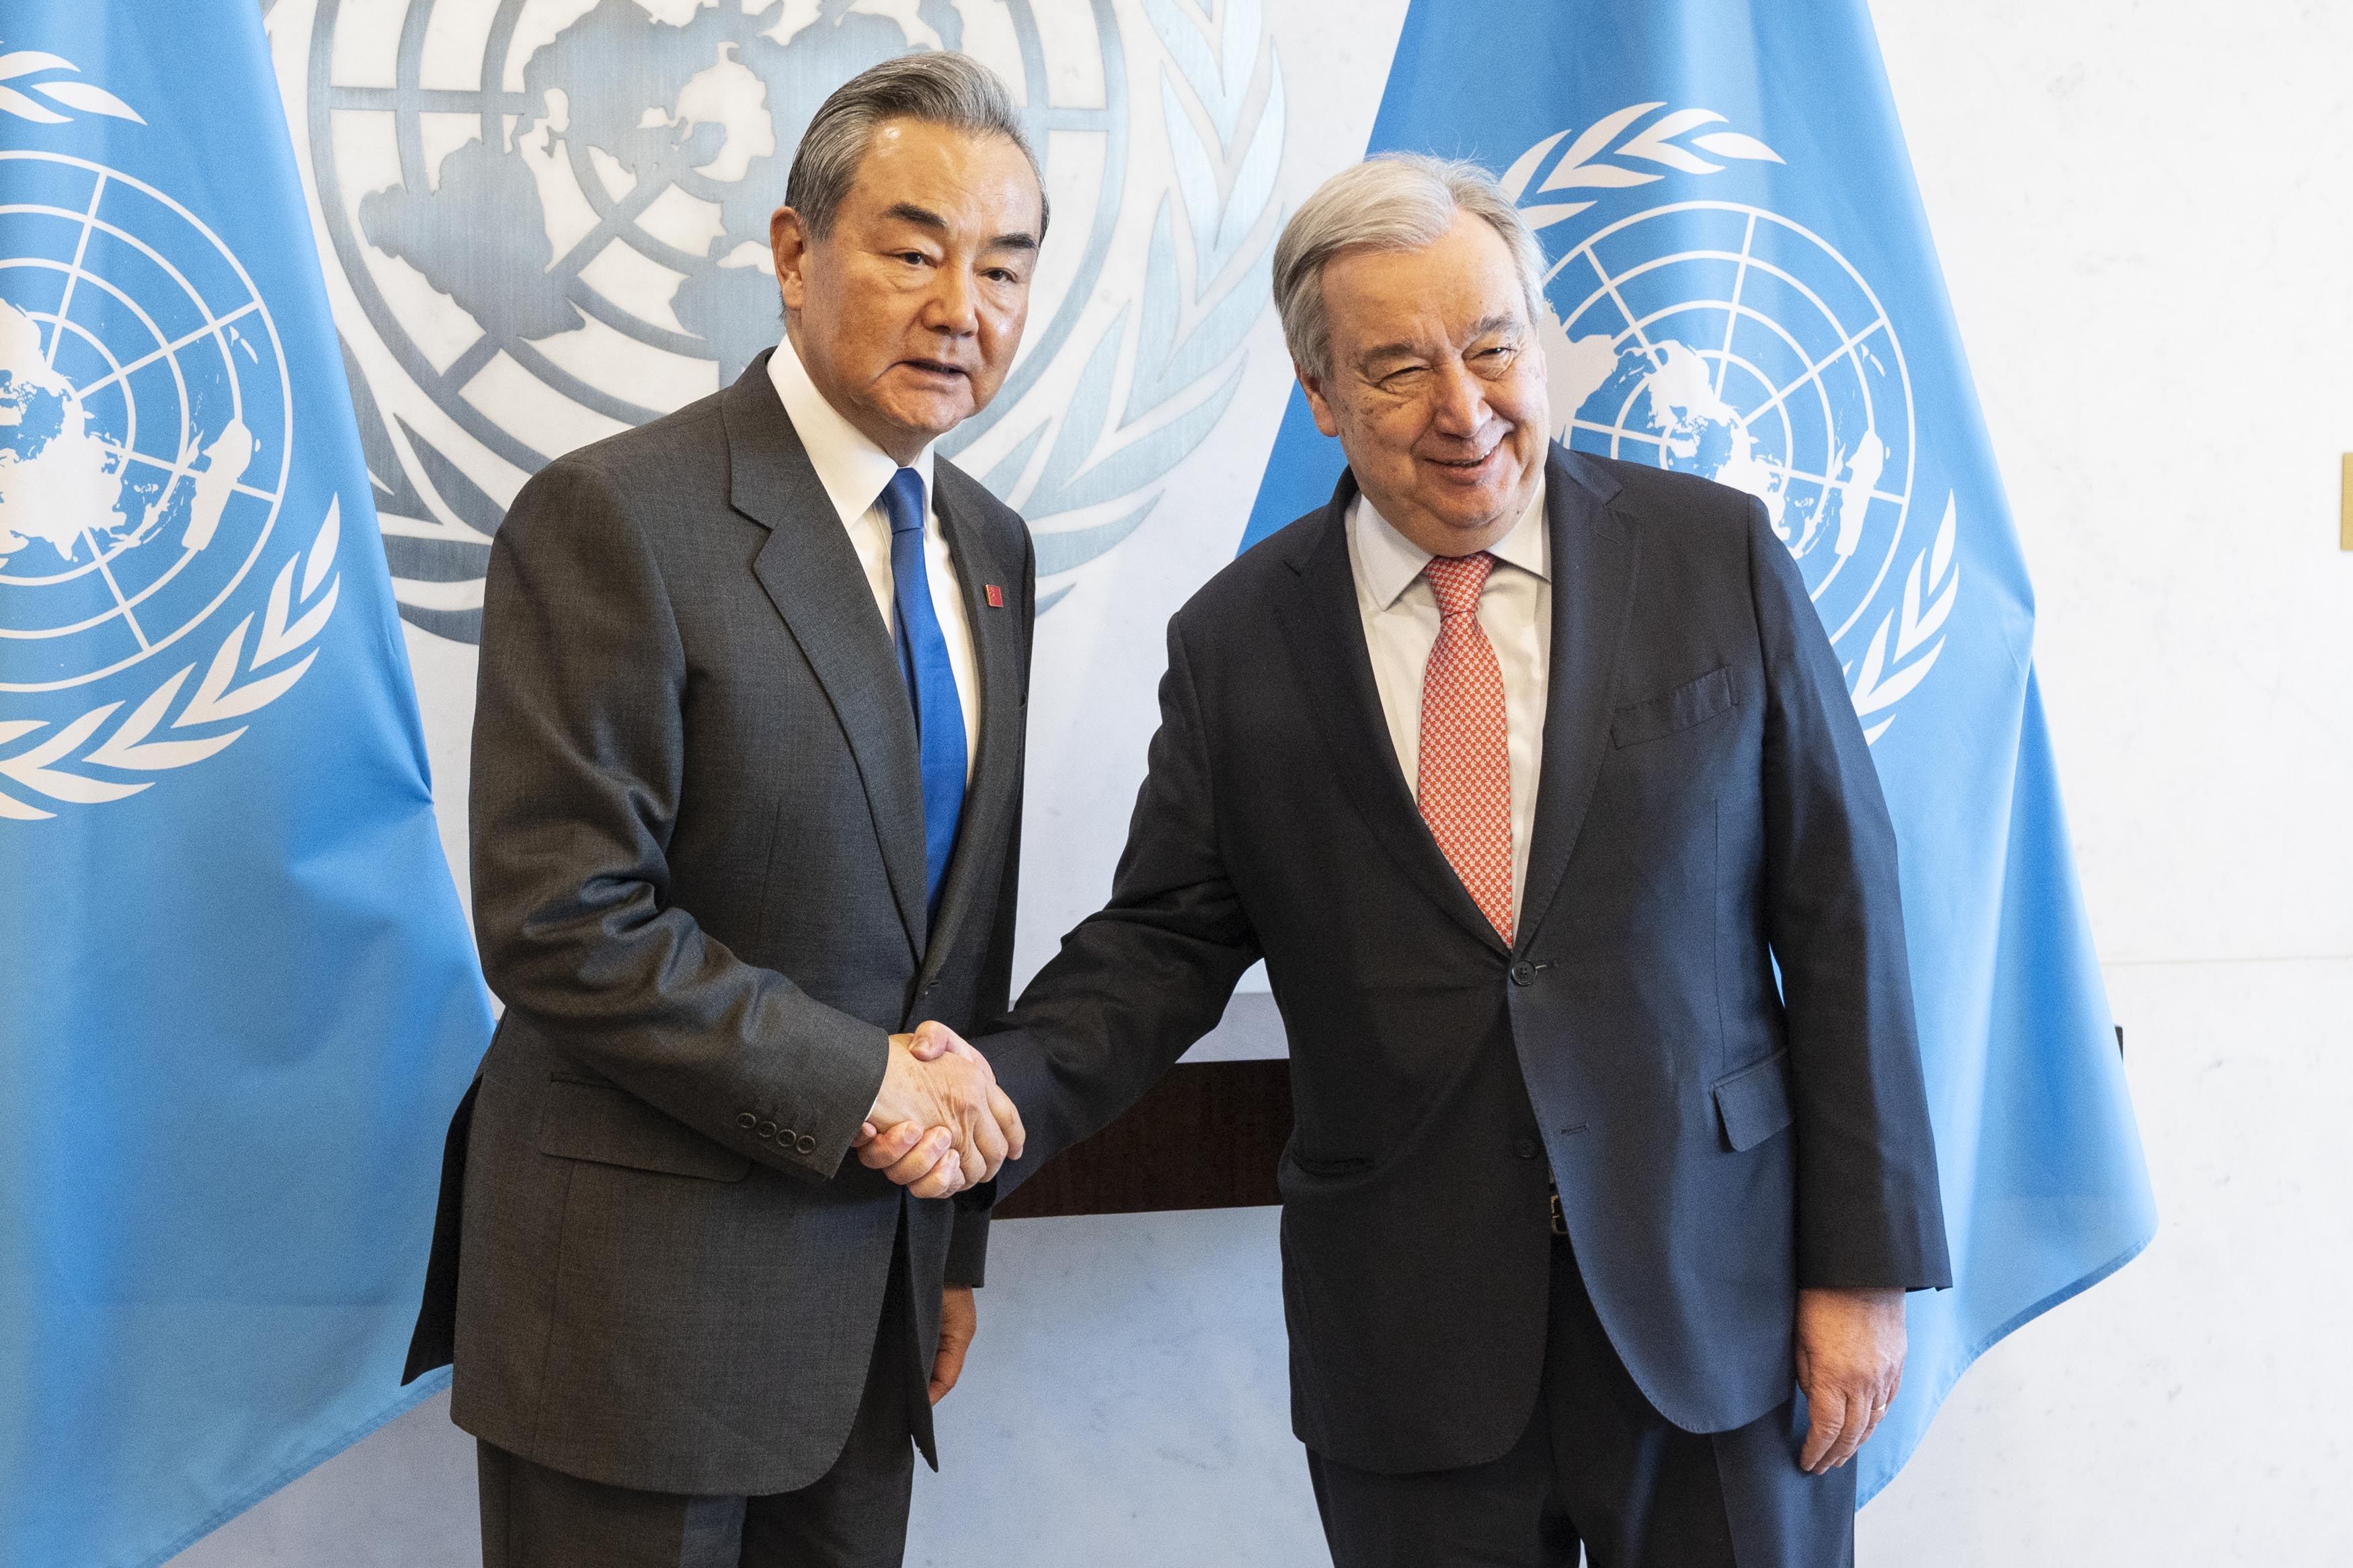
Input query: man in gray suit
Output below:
<box><xmin>403</xmin><ymin>54</ymin><xmax>1039</xmax><ymax>1567</ymax></box>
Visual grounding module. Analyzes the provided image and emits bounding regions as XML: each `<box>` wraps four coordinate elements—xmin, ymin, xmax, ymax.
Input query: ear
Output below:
<box><xmin>770</xmin><ymin>206</ymin><xmax>812</xmax><ymax>314</ymax></box>
<box><xmin>1298</xmin><ymin>368</ymin><xmax>1342</xmax><ymax>438</ymax></box>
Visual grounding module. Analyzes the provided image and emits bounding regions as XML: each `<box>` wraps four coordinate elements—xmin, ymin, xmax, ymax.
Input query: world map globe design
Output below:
<box><xmin>1540</xmin><ymin>200</ymin><xmax>1915</xmax><ymax>645</ymax></box>
<box><xmin>0</xmin><ymin>152</ymin><xmax>290</xmax><ymax>694</ymax></box>
<box><xmin>307</xmin><ymin>0</ymin><xmax>1125</xmax><ymax>481</ymax></box>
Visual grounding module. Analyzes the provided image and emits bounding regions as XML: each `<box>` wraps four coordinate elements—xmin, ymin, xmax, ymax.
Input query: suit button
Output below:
<box><xmin>779</xmin><ymin>1128</ymin><xmax>797</xmax><ymax>1146</ymax></box>
<box><xmin>1510</xmin><ymin>962</ymin><xmax>1536</xmax><ymax>987</ymax></box>
<box><xmin>795</xmin><ymin>1134</ymin><xmax>817</xmax><ymax>1155</ymax></box>
<box><xmin>1514</xmin><ymin>1137</ymin><xmax>1538</xmax><ymax>1160</ymax></box>
<box><xmin>758</xmin><ymin>1121</ymin><xmax>778</xmax><ymax>1140</ymax></box>
<box><xmin>736</xmin><ymin>1112</ymin><xmax>758</xmax><ymax>1130</ymax></box>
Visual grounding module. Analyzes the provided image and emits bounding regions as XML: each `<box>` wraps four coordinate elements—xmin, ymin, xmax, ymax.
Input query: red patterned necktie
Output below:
<box><xmin>1417</xmin><ymin>552</ymin><xmax>1513</xmax><ymax>944</ymax></box>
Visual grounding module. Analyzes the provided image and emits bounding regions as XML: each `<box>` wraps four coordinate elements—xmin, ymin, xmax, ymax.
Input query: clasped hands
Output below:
<box><xmin>854</xmin><ymin>1020</ymin><xmax>1021</xmax><ymax>1198</ymax></box>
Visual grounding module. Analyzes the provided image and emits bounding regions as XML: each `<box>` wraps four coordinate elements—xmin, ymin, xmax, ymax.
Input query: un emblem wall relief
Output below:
<box><xmin>269</xmin><ymin>0</ymin><xmax>1290</xmax><ymax>643</ymax></box>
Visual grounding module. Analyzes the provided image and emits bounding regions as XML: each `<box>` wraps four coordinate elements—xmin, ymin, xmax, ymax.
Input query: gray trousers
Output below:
<box><xmin>477</xmin><ymin>1229</ymin><xmax>921</xmax><ymax>1568</ymax></box>
<box><xmin>1309</xmin><ymin>1237</ymin><xmax>1855</xmax><ymax>1568</ymax></box>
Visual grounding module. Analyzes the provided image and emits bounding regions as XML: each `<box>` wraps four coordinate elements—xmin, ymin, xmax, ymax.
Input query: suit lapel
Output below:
<box><xmin>916</xmin><ymin>464</ymin><xmax>1021</xmax><ymax>989</ymax></box>
<box><xmin>1274</xmin><ymin>470</ymin><xmax>1507</xmax><ymax>955</ymax></box>
<box><xmin>723</xmin><ymin>355</ymin><xmax>930</xmax><ymax>959</ymax></box>
<box><xmin>1515</xmin><ymin>448</ymin><xmax>1636</xmax><ymax>952</ymax></box>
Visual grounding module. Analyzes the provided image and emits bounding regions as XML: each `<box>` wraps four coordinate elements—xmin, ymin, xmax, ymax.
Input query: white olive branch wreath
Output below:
<box><xmin>1500</xmin><ymin>101</ymin><xmax>1782</xmax><ymax>231</ymax></box>
<box><xmin>1849</xmin><ymin>495</ymin><xmax>1959</xmax><ymax>744</ymax></box>
<box><xmin>0</xmin><ymin>42</ymin><xmax>143</xmax><ymax>126</ymax></box>
<box><xmin>0</xmin><ymin>499</ymin><xmax>344</xmax><ymax>820</ymax></box>
<box><xmin>978</xmin><ymin>0</ymin><xmax>1283</xmax><ymax>593</ymax></box>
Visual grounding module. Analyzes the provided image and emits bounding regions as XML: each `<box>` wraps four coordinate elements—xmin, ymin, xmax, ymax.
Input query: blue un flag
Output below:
<box><xmin>0</xmin><ymin>5</ymin><xmax>491</xmax><ymax>1563</ymax></box>
<box><xmin>1244</xmin><ymin>0</ymin><xmax>2159</xmax><ymax>1502</ymax></box>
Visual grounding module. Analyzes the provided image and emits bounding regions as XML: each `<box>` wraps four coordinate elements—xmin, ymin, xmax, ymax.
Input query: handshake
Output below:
<box><xmin>853</xmin><ymin>1020</ymin><xmax>1023</xmax><ymax>1198</ymax></box>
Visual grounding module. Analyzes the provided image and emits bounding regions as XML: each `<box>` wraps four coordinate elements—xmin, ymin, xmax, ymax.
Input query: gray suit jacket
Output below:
<box><xmin>985</xmin><ymin>448</ymin><xmax>1948</xmax><ymax>1473</ymax></box>
<box><xmin>403</xmin><ymin>354</ymin><xmax>1036</xmax><ymax>1497</ymax></box>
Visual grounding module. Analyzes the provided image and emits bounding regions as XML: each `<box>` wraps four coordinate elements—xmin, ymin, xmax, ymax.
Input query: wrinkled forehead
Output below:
<box><xmin>841</xmin><ymin>120</ymin><xmax>1045</xmax><ymax>233</ymax></box>
<box><xmin>1323</xmin><ymin>225</ymin><xmax>1531</xmax><ymax>361</ymax></box>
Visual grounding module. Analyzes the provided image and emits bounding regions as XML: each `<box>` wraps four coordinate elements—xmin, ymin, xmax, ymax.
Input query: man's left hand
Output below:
<box><xmin>930</xmin><ymin>1286</ymin><xmax>976</xmax><ymax>1404</ymax></box>
<box><xmin>1794</xmin><ymin>1286</ymin><xmax>1906</xmax><ymax>1473</ymax></box>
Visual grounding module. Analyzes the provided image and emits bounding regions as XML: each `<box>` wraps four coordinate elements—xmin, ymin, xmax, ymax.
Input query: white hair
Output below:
<box><xmin>1272</xmin><ymin>153</ymin><xmax>1546</xmax><ymax>384</ymax></box>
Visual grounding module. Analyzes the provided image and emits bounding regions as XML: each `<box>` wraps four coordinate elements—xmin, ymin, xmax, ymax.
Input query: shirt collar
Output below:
<box><xmin>766</xmin><ymin>331</ymin><xmax>936</xmax><ymax>528</ymax></box>
<box><xmin>1353</xmin><ymin>476</ymin><xmax>1551</xmax><ymax>611</ymax></box>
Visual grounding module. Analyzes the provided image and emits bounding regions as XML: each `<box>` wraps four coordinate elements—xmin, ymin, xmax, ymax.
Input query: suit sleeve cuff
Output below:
<box><xmin>1796</xmin><ymin>1220</ymin><xmax>1954</xmax><ymax>1292</ymax></box>
<box><xmin>776</xmin><ymin>1025</ymin><xmax>891</xmax><ymax>1181</ymax></box>
<box><xmin>945</xmin><ymin>1199</ymin><xmax>991</xmax><ymax>1288</ymax></box>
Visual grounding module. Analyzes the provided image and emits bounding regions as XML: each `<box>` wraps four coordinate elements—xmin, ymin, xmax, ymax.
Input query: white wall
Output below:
<box><xmin>1856</xmin><ymin>1</ymin><xmax>2353</xmax><ymax>1560</ymax></box>
<box><xmin>173</xmin><ymin>2</ymin><xmax>2352</xmax><ymax>1563</ymax></box>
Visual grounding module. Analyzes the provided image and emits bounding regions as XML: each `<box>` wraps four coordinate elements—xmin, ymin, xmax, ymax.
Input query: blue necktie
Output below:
<box><xmin>879</xmin><ymin>466</ymin><xmax>967</xmax><ymax>921</ymax></box>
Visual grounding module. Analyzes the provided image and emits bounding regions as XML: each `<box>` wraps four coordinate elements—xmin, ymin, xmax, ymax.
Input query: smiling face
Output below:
<box><xmin>771</xmin><ymin>118</ymin><xmax>1045</xmax><ymax>462</ymax></box>
<box><xmin>1298</xmin><ymin>210</ymin><xmax>1552</xmax><ymax>557</ymax></box>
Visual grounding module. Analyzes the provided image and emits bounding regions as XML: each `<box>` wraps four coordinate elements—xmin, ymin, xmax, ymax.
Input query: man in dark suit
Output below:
<box><xmin>402</xmin><ymin>54</ymin><xmax>1041</xmax><ymax>1568</ymax></box>
<box><xmin>871</xmin><ymin>154</ymin><xmax>1952</xmax><ymax>1566</ymax></box>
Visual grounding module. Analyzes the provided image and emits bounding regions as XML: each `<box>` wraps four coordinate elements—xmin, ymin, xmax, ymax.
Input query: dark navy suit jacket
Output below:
<box><xmin>985</xmin><ymin>445</ymin><xmax>1951</xmax><ymax>1475</ymax></box>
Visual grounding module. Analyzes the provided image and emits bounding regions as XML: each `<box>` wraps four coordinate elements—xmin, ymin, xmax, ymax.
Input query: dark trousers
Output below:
<box><xmin>477</xmin><ymin>1236</ymin><xmax>920</xmax><ymax>1568</ymax></box>
<box><xmin>1309</xmin><ymin>1237</ymin><xmax>1853</xmax><ymax>1568</ymax></box>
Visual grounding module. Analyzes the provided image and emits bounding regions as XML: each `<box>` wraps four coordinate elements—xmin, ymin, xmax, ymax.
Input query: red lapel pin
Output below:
<box><xmin>984</xmin><ymin>583</ymin><xmax>1005</xmax><ymax>608</ymax></box>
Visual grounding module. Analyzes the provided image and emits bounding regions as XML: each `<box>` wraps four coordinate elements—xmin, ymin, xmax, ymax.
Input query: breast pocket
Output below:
<box><xmin>1611</xmin><ymin>666</ymin><xmax>1735</xmax><ymax>748</ymax></box>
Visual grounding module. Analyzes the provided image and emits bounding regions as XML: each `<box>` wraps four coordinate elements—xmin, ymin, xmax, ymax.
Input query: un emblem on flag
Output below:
<box><xmin>1509</xmin><ymin>106</ymin><xmax>1961</xmax><ymax>743</ymax></box>
<box><xmin>0</xmin><ymin>146</ymin><xmax>342</xmax><ymax>820</ymax></box>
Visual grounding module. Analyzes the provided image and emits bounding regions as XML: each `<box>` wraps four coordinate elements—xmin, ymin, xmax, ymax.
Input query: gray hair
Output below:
<box><xmin>786</xmin><ymin>52</ymin><xmax>1048</xmax><ymax>240</ymax></box>
<box><xmin>1273</xmin><ymin>153</ymin><xmax>1546</xmax><ymax>384</ymax></box>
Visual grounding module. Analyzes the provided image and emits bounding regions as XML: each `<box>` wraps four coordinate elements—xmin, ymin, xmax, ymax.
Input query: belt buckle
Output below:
<box><xmin>1548</xmin><ymin>1186</ymin><xmax>1567</xmax><ymax>1238</ymax></box>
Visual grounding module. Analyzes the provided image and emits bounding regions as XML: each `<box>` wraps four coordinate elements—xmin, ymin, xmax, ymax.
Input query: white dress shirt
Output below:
<box><xmin>768</xmin><ymin>334</ymin><xmax>980</xmax><ymax>782</ymax></box>
<box><xmin>1346</xmin><ymin>481</ymin><xmax>1551</xmax><ymax>920</ymax></box>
